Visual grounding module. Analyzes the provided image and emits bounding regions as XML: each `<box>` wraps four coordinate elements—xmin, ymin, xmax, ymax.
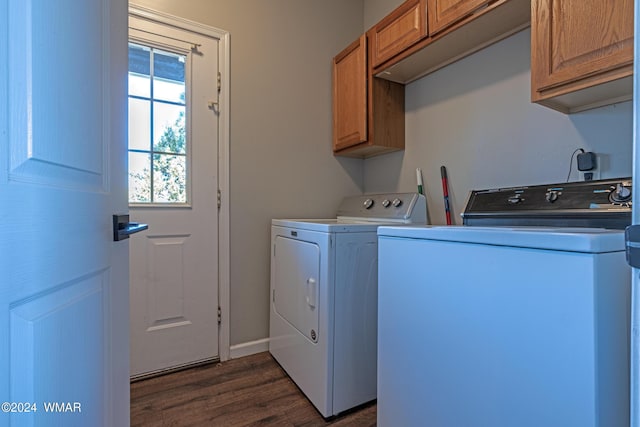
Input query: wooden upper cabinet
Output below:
<box><xmin>427</xmin><ymin>0</ymin><xmax>490</xmax><ymax>35</ymax></box>
<box><xmin>372</xmin><ymin>0</ymin><xmax>530</xmax><ymax>84</ymax></box>
<box><xmin>531</xmin><ymin>0</ymin><xmax>634</xmax><ymax>112</ymax></box>
<box><xmin>333</xmin><ymin>35</ymin><xmax>368</xmax><ymax>152</ymax></box>
<box><xmin>333</xmin><ymin>33</ymin><xmax>405</xmax><ymax>158</ymax></box>
<box><xmin>370</xmin><ymin>0</ymin><xmax>428</xmax><ymax>68</ymax></box>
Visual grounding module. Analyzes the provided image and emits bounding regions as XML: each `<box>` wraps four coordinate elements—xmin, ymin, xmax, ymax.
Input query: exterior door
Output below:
<box><xmin>128</xmin><ymin>10</ymin><xmax>221</xmax><ymax>377</ymax></box>
<box><xmin>0</xmin><ymin>0</ymin><xmax>129</xmax><ymax>426</ymax></box>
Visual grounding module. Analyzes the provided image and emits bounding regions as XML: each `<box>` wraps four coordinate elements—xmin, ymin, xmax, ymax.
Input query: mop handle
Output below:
<box><xmin>440</xmin><ymin>166</ymin><xmax>452</xmax><ymax>225</ymax></box>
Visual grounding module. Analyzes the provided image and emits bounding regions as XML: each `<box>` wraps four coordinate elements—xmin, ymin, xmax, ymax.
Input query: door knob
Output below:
<box><xmin>112</xmin><ymin>214</ymin><xmax>148</xmax><ymax>241</ymax></box>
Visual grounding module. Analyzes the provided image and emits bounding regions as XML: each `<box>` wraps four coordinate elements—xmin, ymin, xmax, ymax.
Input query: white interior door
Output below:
<box><xmin>0</xmin><ymin>0</ymin><xmax>129</xmax><ymax>426</ymax></box>
<box><xmin>631</xmin><ymin>1</ymin><xmax>640</xmax><ymax>425</ymax></box>
<box><xmin>128</xmin><ymin>11</ymin><xmax>221</xmax><ymax>377</ymax></box>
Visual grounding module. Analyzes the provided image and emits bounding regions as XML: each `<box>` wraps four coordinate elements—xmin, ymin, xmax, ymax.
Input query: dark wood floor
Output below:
<box><xmin>131</xmin><ymin>352</ymin><xmax>377</xmax><ymax>426</ymax></box>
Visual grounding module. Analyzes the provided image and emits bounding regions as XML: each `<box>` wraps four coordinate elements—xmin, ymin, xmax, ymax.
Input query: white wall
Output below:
<box><xmin>130</xmin><ymin>0</ymin><xmax>365</xmax><ymax>346</ymax></box>
<box><xmin>363</xmin><ymin>2</ymin><xmax>632</xmax><ymax>225</ymax></box>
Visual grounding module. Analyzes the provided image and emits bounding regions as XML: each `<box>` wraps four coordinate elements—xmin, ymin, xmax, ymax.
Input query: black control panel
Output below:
<box><xmin>462</xmin><ymin>178</ymin><xmax>632</xmax><ymax>229</ymax></box>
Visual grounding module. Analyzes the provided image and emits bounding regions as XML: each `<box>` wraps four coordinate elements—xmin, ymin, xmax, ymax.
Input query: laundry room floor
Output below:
<box><xmin>130</xmin><ymin>352</ymin><xmax>377</xmax><ymax>426</ymax></box>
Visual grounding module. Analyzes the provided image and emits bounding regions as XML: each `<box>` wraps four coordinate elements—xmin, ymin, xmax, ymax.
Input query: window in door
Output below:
<box><xmin>128</xmin><ymin>43</ymin><xmax>188</xmax><ymax>204</ymax></box>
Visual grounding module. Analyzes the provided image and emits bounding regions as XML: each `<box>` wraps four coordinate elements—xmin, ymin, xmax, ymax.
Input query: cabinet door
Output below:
<box><xmin>532</xmin><ymin>0</ymin><xmax>633</xmax><ymax>93</ymax></box>
<box><xmin>371</xmin><ymin>0</ymin><xmax>427</xmax><ymax>68</ymax></box>
<box><xmin>427</xmin><ymin>0</ymin><xmax>490</xmax><ymax>35</ymax></box>
<box><xmin>333</xmin><ymin>35</ymin><xmax>367</xmax><ymax>151</ymax></box>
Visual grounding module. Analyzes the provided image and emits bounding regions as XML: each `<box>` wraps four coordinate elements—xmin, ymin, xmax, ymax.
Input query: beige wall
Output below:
<box><xmin>363</xmin><ymin>1</ymin><xmax>632</xmax><ymax>225</ymax></box>
<box><xmin>128</xmin><ymin>0</ymin><xmax>634</xmax><ymax>349</ymax></box>
<box><xmin>131</xmin><ymin>0</ymin><xmax>365</xmax><ymax>346</ymax></box>
<box><xmin>364</xmin><ymin>0</ymin><xmax>401</xmax><ymax>29</ymax></box>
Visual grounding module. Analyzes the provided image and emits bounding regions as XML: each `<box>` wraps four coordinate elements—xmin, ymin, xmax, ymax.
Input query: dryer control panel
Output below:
<box><xmin>336</xmin><ymin>192</ymin><xmax>427</xmax><ymax>224</ymax></box>
<box><xmin>462</xmin><ymin>178</ymin><xmax>632</xmax><ymax>229</ymax></box>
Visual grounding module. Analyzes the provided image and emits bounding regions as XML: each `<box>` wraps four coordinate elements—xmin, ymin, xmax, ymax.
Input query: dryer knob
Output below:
<box><xmin>382</xmin><ymin>199</ymin><xmax>391</xmax><ymax>208</ymax></box>
<box><xmin>392</xmin><ymin>198</ymin><xmax>402</xmax><ymax>207</ymax></box>
<box><xmin>363</xmin><ymin>199</ymin><xmax>374</xmax><ymax>209</ymax></box>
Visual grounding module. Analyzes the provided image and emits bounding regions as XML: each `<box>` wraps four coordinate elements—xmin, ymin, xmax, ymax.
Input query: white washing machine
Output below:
<box><xmin>377</xmin><ymin>178</ymin><xmax>632</xmax><ymax>427</ymax></box>
<box><xmin>269</xmin><ymin>193</ymin><xmax>427</xmax><ymax>418</ymax></box>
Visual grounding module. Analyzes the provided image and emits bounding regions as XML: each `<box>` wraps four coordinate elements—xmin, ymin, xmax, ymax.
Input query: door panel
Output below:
<box><xmin>9</xmin><ymin>0</ymin><xmax>107</xmax><ymax>190</ymax></box>
<box><xmin>1</xmin><ymin>0</ymin><xmax>129</xmax><ymax>426</ymax></box>
<box><xmin>146</xmin><ymin>236</ymin><xmax>190</xmax><ymax>326</ymax></box>
<box><xmin>10</xmin><ymin>273</ymin><xmax>107</xmax><ymax>426</ymax></box>
<box><xmin>147</xmin><ymin>236</ymin><xmax>189</xmax><ymax>328</ymax></box>
<box><xmin>128</xmin><ymin>13</ymin><xmax>220</xmax><ymax>377</ymax></box>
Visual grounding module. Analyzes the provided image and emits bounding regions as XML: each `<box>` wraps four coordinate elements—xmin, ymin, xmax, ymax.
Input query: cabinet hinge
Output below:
<box><xmin>217</xmin><ymin>188</ymin><xmax>221</xmax><ymax>209</ymax></box>
<box><xmin>217</xmin><ymin>72</ymin><xmax>221</xmax><ymax>92</ymax></box>
<box><xmin>217</xmin><ymin>306</ymin><xmax>222</xmax><ymax>325</ymax></box>
<box><xmin>272</xmin><ymin>289</ymin><xmax>275</xmax><ymax>303</ymax></box>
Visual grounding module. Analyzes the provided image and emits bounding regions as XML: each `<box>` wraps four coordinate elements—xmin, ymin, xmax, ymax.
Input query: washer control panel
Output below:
<box><xmin>462</xmin><ymin>178</ymin><xmax>632</xmax><ymax>229</ymax></box>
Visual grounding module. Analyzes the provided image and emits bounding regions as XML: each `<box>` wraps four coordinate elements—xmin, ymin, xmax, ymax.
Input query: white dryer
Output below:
<box><xmin>269</xmin><ymin>193</ymin><xmax>427</xmax><ymax>418</ymax></box>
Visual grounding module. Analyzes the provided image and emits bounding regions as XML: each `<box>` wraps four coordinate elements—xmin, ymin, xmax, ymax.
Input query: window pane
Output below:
<box><xmin>154</xmin><ymin>77</ymin><xmax>185</xmax><ymax>104</ymax></box>
<box><xmin>129</xmin><ymin>73</ymin><xmax>150</xmax><ymax>98</ymax></box>
<box><xmin>128</xmin><ymin>44</ymin><xmax>151</xmax><ymax>98</ymax></box>
<box><xmin>153</xmin><ymin>154</ymin><xmax>186</xmax><ymax>203</ymax></box>
<box><xmin>129</xmin><ymin>152</ymin><xmax>151</xmax><ymax>203</ymax></box>
<box><xmin>128</xmin><ymin>97</ymin><xmax>151</xmax><ymax>151</ymax></box>
<box><xmin>153</xmin><ymin>50</ymin><xmax>185</xmax><ymax>103</ymax></box>
<box><xmin>153</xmin><ymin>102</ymin><xmax>185</xmax><ymax>154</ymax></box>
<box><xmin>153</xmin><ymin>49</ymin><xmax>185</xmax><ymax>82</ymax></box>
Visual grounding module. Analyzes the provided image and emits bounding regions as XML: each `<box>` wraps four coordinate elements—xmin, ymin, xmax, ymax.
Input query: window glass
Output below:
<box><xmin>128</xmin><ymin>44</ymin><xmax>151</xmax><ymax>98</ymax></box>
<box><xmin>153</xmin><ymin>102</ymin><xmax>185</xmax><ymax>154</ymax></box>
<box><xmin>128</xmin><ymin>43</ymin><xmax>187</xmax><ymax>204</ymax></box>
<box><xmin>128</xmin><ymin>97</ymin><xmax>150</xmax><ymax>151</ymax></box>
<box><xmin>153</xmin><ymin>154</ymin><xmax>186</xmax><ymax>202</ymax></box>
<box><xmin>129</xmin><ymin>151</ymin><xmax>151</xmax><ymax>203</ymax></box>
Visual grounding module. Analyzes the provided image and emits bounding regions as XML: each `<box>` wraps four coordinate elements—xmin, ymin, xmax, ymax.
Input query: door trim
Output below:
<box><xmin>128</xmin><ymin>4</ymin><xmax>231</xmax><ymax>361</ymax></box>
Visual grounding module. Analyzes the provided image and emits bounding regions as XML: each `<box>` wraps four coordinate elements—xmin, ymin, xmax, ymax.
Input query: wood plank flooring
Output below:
<box><xmin>131</xmin><ymin>352</ymin><xmax>377</xmax><ymax>426</ymax></box>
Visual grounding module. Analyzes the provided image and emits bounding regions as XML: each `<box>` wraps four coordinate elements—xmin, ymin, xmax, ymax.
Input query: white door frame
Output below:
<box><xmin>128</xmin><ymin>4</ymin><xmax>231</xmax><ymax>361</ymax></box>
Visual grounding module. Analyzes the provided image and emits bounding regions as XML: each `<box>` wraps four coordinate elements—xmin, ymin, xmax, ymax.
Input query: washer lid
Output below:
<box><xmin>272</xmin><ymin>218</ymin><xmax>384</xmax><ymax>233</ymax></box>
<box><xmin>377</xmin><ymin>225</ymin><xmax>625</xmax><ymax>253</ymax></box>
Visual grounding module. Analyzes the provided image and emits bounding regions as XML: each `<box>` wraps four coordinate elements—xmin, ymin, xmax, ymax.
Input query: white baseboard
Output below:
<box><xmin>229</xmin><ymin>337</ymin><xmax>270</xmax><ymax>359</ymax></box>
